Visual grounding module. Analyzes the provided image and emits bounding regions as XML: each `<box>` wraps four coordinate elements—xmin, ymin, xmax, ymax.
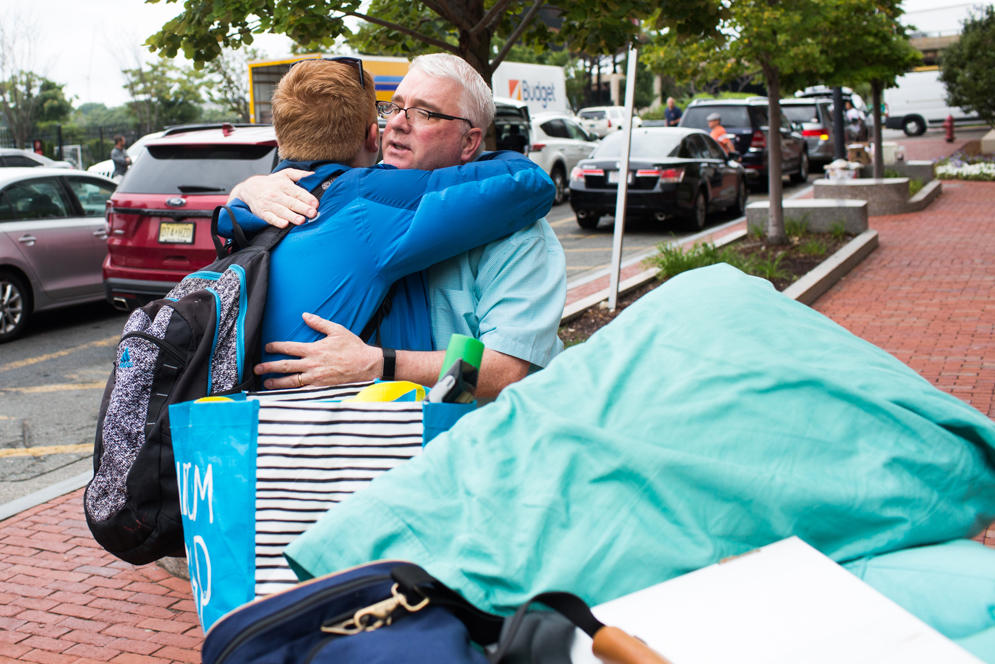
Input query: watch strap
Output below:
<box><xmin>382</xmin><ymin>347</ymin><xmax>396</xmax><ymax>381</ymax></box>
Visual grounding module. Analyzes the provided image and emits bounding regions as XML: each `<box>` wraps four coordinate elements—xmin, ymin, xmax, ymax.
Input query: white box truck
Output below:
<box><xmin>884</xmin><ymin>67</ymin><xmax>980</xmax><ymax>136</ymax></box>
<box><xmin>492</xmin><ymin>62</ymin><xmax>569</xmax><ymax>115</ymax></box>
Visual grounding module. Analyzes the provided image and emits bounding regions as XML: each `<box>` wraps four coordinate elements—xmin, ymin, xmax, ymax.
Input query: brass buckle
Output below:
<box><xmin>322</xmin><ymin>583</ymin><xmax>430</xmax><ymax>635</ymax></box>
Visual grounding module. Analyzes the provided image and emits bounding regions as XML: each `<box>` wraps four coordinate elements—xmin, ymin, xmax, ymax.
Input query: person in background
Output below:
<box><xmin>664</xmin><ymin>97</ymin><xmax>683</xmax><ymax>127</ymax></box>
<box><xmin>706</xmin><ymin>112</ymin><xmax>735</xmax><ymax>153</ymax></box>
<box><xmin>110</xmin><ymin>135</ymin><xmax>131</xmax><ymax>182</ymax></box>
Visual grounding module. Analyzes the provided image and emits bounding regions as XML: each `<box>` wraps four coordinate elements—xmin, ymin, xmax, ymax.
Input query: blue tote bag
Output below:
<box><xmin>169</xmin><ymin>383</ymin><xmax>474</xmax><ymax>631</ymax></box>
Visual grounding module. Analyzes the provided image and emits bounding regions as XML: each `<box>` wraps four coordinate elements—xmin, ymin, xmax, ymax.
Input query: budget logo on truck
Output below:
<box><xmin>508</xmin><ymin>79</ymin><xmax>557</xmax><ymax>109</ymax></box>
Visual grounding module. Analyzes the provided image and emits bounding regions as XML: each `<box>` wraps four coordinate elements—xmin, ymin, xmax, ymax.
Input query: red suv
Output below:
<box><xmin>103</xmin><ymin>124</ymin><xmax>278</xmax><ymax>310</ymax></box>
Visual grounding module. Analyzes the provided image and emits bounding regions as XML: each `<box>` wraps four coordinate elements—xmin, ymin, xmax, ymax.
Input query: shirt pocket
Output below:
<box><xmin>432</xmin><ymin>288</ymin><xmax>480</xmax><ymax>336</ymax></box>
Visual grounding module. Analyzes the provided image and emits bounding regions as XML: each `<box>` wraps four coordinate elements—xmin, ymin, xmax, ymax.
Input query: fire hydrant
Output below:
<box><xmin>944</xmin><ymin>115</ymin><xmax>955</xmax><ymax>143</ymax></box>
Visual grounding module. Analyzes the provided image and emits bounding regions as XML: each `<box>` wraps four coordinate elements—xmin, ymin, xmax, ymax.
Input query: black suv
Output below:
<box><xmin>679</xmin><ymin>98</ymin><xmax>809</xmax><ymax>189</ymax></box>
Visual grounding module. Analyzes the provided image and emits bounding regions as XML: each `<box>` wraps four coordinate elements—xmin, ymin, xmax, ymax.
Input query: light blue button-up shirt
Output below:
<box><xmin>427</xmin><ymin>218</ymin><xmax>566</xmax><ymax>368</ymax></box>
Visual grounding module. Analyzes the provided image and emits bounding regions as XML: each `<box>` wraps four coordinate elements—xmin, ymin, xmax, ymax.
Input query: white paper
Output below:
<box><xmin>570</xmin><ymin>537</ymin><xmax>981</xmax><ymax>664</ymax></box>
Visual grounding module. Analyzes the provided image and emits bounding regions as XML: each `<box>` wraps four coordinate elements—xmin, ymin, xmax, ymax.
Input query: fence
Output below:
<box><xmin>1</xmin><ymin>120</ymin><xmax>243</xmax><ymax>170</ymax></box>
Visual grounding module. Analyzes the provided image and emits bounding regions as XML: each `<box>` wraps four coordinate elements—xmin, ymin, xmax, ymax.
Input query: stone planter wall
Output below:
<box><xmin>746</xmin><ymin>199</ymin><xmax>869</xmax><ymax>235</ymax></box>
<box><xmin>814</xmin><ymin>178</ymin><xmax>912</xmax><ymax>216</ymax></box>
<box><xmin>858</xmin><ymin>160</ymin><xmax>935</xmax><ymax>184</ymax></box>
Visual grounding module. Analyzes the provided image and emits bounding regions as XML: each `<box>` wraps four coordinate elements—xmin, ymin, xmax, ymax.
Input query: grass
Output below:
<box><xmin>647</xmin><ymin>240</ymin><xmax>754</xmax><ymax>279</ymax></box>
<box><xmin>829</xmin><ymin>220</ymin><xmax>847</xmax><ymax>241</ymax></box>
<box><xmin>798</xmin><ymin>238</ymin><xmax>827</xmax><ymax>256</ymax></box>
<box><xmin>884</xmin><ymin>168</ymin><xmax>903</xmax><ymax>179</ymax></box>
<box><xmin>784</xmin><ymin>215</ymin><xmax>809</xmax><ymax>239</ymax></box>
<box><xmin>752</xmin><ymin>253</ymin><xmax>791</xmax><ymax>281</ymax></box>
<box><xmin>909</xmin><ymin>178</ymin><xmax>924</xmax><ymax>196</ymax></box>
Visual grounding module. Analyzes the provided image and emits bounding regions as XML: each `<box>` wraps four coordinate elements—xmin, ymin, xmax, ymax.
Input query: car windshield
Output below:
<box><xmin>782</xmin><ymin>105</ymin><xmax>820</xmax><ymax>124</ymax></box>
<box><xmin>580</xmin><ymin>110</ymin><xmax>607</xmax><ymax>120</ymax></box>
<box><xmin>116</xmin><ymin>144</ymin><xmax>277</xmax><ymax>195</ymax></box>
<box><xmin>591</xmin><ymin>131</ymin><xmax>683</xmax><ymax>159</ymax></box>
<box><xmin>681</xmin><ymin>106</ymin><xmax>752</xmax><ymax>130</ymax></box>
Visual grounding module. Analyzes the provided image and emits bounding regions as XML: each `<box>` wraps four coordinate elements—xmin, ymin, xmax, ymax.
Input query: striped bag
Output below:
<box><xmin>168</xmin><ymin>383</ymin><xmax>473</xmax><ymax>631</ymax></box>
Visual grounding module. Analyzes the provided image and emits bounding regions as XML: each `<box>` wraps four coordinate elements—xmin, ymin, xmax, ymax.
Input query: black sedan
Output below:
<box><xmin>568</xmin><ymin>128</ymin><xmax>748</xmax><ymax>231</ymax></box>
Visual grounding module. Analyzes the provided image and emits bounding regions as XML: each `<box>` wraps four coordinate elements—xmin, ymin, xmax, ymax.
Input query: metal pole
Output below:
<box><xmin>56</xmin><ymin>125</ymin><xmax>63</xmax><ymax>162</ymax></box>
<box><xmin>608</xmin><ymin>44</ymin><xmax>639</xmax><ymax>311</ymax></box>
<box><xmin>99</xmin><ymin>127</ymin><xmax>104</xmax><ymax>161</ymax></box>
<box><xmin>832</xmin><ymin>86</ymin><xmax>846</xmax><ymax>160</ymax></box>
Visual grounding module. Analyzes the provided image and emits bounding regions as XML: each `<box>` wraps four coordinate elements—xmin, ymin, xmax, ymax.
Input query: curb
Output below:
<box><xmin>782</xmin><ymin>230</ymin><xmax>879</xmax><ymax>305</ymax></box>
<box><xmin>0</xmin><ymin>470</ymin><xmax>91</xmax><ymax>523</ymax></box>
<box><xmin>908</xmin><ymin>179</ymin><xmax>942</xmax><ymax>212</ymax></box>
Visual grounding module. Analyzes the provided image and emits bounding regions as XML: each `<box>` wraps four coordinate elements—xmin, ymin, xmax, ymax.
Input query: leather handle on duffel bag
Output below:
<box><xmin>592</xmin><ymin>626</ymin><xmax>674</xmax><ymax>664</ymax></box>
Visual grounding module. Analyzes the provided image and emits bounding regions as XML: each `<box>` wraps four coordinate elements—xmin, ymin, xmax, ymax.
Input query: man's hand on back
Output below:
<box><xmin>229</xmin><ymin>169</ymin><xmax>319</xmax><ymax>228</ymax></box>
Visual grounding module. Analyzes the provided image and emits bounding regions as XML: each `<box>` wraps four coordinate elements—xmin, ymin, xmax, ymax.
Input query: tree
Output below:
<box><xmin>144</xmin><ymin>0</ymin><xmax>724</xmax><ymax>91</ymax></box>
<box><xmin>36</xmin><ymin>79</ymin><xmax>73</xmax><ymax>126</ymax></box>
<box><xmin>820</xmin><ymin>0</ymin><xmax>919</xmax><ymax>179</ymax></box>
<box><xmin>72</xmin><ymin>103</ymin><xmax>136</xmax><ymax>127</ymax></box>
<box><xmin>122</xmin><ymin>58</ymin><xmax>204</xmax><ymax>133</ymax></box>
<box><xmin>940</xmin><ymin>5</ymin><xmax>995</xmax><ymax>128</ymax></box>
<box><xmin>202</xmin><ymin>47</ymin><xmax>268</xmax><ymax>123</ymax></box>
<box><xmin>0</xmin><ymin>12</ymin><xmax>53</xmax><ymax>148</ymax></box>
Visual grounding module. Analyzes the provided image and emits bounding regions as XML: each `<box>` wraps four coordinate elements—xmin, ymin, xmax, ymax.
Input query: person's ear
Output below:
<box><xmin>460</xmin><ymin>127</ymin><xmax>483</xmax><ymax>164</ymax></box>
<box><xmin>365</xmin><ymin>122</ymin><xmax>379</xmax><ymax>155</ymax></box>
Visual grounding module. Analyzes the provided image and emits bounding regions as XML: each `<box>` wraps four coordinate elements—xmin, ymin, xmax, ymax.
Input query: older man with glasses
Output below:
<box><xmin>231</xmin><ymin>54</ymin><xmax>567</xmax><ymax>397</ymax></box>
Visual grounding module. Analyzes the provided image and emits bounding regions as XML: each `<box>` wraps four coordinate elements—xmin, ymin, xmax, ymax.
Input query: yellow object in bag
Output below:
<box><xmin>349</xmin><ymin>381</ymin><xmax>426</xmax><ymax>403</ymax></box>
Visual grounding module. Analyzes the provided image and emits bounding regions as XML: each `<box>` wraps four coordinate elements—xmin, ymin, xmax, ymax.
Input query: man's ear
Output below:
<box><xmin>365</xmin><ymin>122</ymin><xmax>380</xmax><ymax>154</ymax></box>
<box><xmin>460</xmin><ymin>127</ymin><xmax>484</xmax><ymax>164</ymax></box>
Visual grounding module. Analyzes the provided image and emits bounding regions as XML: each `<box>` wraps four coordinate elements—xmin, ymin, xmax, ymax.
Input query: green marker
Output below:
<box><xmin>439</xmin><ymin>334</ymin><xmax>484</xmax><ymax>380</ymax></box>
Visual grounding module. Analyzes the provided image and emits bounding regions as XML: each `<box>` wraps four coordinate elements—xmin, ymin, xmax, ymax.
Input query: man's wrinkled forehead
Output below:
<box><xmin>392</xmin><ymin>73</ymin><xmax>449</xmax><ymax>113</ymax></box>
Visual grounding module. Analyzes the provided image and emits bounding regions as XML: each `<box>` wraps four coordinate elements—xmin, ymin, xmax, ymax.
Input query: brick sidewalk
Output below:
<box><xmin>0</xmin><ymin>180</ymin><xmax>993</xmax><ymax>662</ymax></box>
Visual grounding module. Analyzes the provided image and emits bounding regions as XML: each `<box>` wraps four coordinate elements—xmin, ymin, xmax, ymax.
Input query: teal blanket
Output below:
<box><xmin>286</xmin><ymin>264</ymin><xmax>995</xmax><ymax>618</ymax></box>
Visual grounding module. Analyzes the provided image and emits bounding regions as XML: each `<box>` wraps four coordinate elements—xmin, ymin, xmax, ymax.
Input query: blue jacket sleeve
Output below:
<box><xmin>215</xmin><ymin>198</ymin><xmax>271</xmax><ymax>240</ymax></box>
<box><xmin>357</xmin><ymin>153</ymin><xmax>556</xmax><ymax>281</ymax></box>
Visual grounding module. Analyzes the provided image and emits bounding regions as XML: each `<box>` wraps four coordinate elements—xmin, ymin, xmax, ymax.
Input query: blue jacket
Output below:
<box><xmin>217</xmin><ymin>152</ymin><xmax>555</xmax><ymax>367</ymax></box>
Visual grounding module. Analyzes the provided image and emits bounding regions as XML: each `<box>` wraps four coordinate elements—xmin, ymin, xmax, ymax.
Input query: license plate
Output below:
<box><xmin>607</xmin><ymin>171</ymin><xmax>632</xmax><ymax>184</ymax></box>
<box><xmin>158</xmin><ymin>222</ymin><xmax>195</xmax><ymax>244</ymax></box>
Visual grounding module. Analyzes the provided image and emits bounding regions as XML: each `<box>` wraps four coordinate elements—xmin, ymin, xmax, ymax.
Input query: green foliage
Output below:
<box><xmin>35</xmin><ymin>79</ymin><xmax>73</xmax><ymax>125</ymax></box>
<box><xmin>122</xmin><ymin>58</ymin><xmax>204</xmax><ymax>133</ymax></box>
<box><xmin>748</xmin><ymin>223</ymin><xmax>766</xmax><ymax>240</ymax></box>
<box><xmin>649</xmin><ymin>240</ymin><xmax>753</xmax><ymax>280</ymax></box>
<box><xmin>909</xmin><ymin>178</ymin><xmax>924</xmax><ymax>196</ymax></box>
<box><xmin>798</xmin><ymin>238</ymin><xmax>827</xmax><ymax>256</ymax></box>
<box><xmin>940</xmin><ymin>5</ymin><xmax>995</xmax><ymax>127</ymax></box>
<box><xmin>752</xmin><ymin>253</ymin><xmax>790</xmax><ymax>281</ymax></box>
<box><xmin>829</xmin><ymin>220</ymin><xmax>847</xmax><ymax>241</ymax></box>
<box><xmin>201</xmin><ymin>47</ymin><xmax>267</xmax><ymax>123</ymax></box>
<box><xmin>883</xmin><ymin>167</ymin><xmax>902</xmax><ymax>178</ymax></box>
<box><xmin>784</xmin><ymin>215</ymin><xmax>809</xmax><ymax>238</ymax></box>
<box><xmin>618</xmin><ymin>55</ymin><xmax>657</xmax><ymax>110</ymax></box>
<box><xmin>0</xmin><ymin>72</ymin><xmax>71</xmax><ymax>147</ymax></box>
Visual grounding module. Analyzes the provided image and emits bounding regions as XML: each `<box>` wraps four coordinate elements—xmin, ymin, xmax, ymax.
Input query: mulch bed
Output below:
<box><xmin>558</xmin><ymin>232</ymin><xmax>852</xmax><ymax>346</ymax></box>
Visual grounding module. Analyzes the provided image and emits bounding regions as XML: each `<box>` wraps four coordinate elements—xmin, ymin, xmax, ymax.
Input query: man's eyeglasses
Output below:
<box><xmin>289</xmin><ymin>56</ymin><xmax>365</xmax><ymax>89</ymax></box>
<box><xmin>376</xmin><ymin>101</ymin><xmax>474</xmax><ymax>128</ymax></box>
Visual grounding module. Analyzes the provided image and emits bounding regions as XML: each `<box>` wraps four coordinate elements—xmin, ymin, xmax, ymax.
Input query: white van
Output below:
<box><xmin>884</xmin><ymin>68</ymin><xmax>980</xmax><ymax>136</ymax></box>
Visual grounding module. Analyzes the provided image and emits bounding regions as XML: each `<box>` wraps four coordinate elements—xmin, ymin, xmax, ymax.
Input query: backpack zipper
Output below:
<box><xmin>120</xmin><ymin>331</ymin><xmax>186</xmax><ymax>363</ymax></box>
<box><xmin>214</xmin><ymin>574</ymin><xmax>392</xmax><ymax>664</ymax></box>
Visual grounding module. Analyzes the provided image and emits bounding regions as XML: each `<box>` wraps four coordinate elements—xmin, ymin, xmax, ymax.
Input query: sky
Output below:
<box><xmin>1</xmin><ymin>0</ymin><xmax>990</xmax><ymax>110</ymax></box>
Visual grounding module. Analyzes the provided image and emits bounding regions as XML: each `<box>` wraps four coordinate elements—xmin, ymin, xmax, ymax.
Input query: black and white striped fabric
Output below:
<box><xmin>247</xmin><ymin>383</ymin><xmax>425</xmax><ymax>597</ymax></box>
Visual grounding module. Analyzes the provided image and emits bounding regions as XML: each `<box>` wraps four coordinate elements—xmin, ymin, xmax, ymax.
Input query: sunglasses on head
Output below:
<box><xmin>288</xmin><ymin>56</ymin><xmax>365</xmax><ymax>89</ymax></box>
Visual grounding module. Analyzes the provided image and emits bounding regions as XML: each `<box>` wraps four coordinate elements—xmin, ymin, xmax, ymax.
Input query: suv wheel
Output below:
<box><xmin>903</xmin><ymin>115</ymin><xmax>926</xmax><ymax>137</ymax></box>
<box><xmin>0</xmin><ymin>270</ymin><xmax>30</xmax><ymax>343</ymax></box>
<box><xmin>551</xmin><ymin>166</ymin><xmax>568</xmax><ymax>205</ymax></box>
<box><xmin>682</xmin><ymin>191</ymin><xmax>707</xmax><ymax>232</ymax></box>
<box><xmin>576</xmin><ymin>210</ymin><xmax>600</xmax><ymax>229</ymax></box>
<box><xmin>790</xmin><ymin>151</ymin><xmax>809</xmax><ymax>183</ymax></box>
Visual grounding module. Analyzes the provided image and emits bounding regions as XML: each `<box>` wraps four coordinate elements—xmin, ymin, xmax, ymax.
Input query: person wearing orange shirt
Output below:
<box><xmin>707</xmin><ymin>112</ymin><xmax>735</xmax><ymax>153</ymax></box>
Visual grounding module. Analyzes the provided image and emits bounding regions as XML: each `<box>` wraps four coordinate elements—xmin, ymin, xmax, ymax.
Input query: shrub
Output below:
<box><xmin>784</xmin><ymin>215</ymin><xmax>809</xmax><ymax>238</ymax></box>
<box><xmin>799</xmin><ymin>238</ymin><xmax>827</xmax><ymax>256</ymax></box>
<box><xmin>649</xmin><ymin>241</ymin><xmax>754</xmax><ymax>279</ymax></box>
<box><xmin>829</xmin><ymin>220</ymin><xmax>847</xmax><ymax>241</ymax></box>
<box><xmin>909</xmin><ymin>178</ymin><xmax>924</xmax><ymax>196</ymax></box>
<box><xmin>752</xmin><ymin>253</ymin><xmax>790</xmax><ymax>281</ymax></box>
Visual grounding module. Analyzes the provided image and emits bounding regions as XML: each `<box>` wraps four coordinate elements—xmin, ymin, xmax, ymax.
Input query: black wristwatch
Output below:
<box><xmin>382</xmin><ymin>347</ymin><xmax>396</xmax><ymax>381</ymax></box>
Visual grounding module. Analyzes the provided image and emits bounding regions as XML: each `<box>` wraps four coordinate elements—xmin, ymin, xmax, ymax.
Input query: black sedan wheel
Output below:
<box><xmin>735</xmin><ymin>178</ymin><xmax>748</xmax><ymax>216</ymax></box>
<box><xmin>790</xmin><ymin>151</ymin><xmax>809</xmax><ymax>183</ymax></box>
<box><xmin>551</xmin><ymin>167</ymin><xmax>568</xmax><ymax>205</ymax></box>
<box><xmin>576</xmin><ymin>210</ymin><xmax>600</xmax><ymax>229</ymax></box>
<box><xmin>682</xmin><ymin>191</ymin><xmax>707</xmax><ymax>232</ymax></box>
<box><xmin>0</xmin><ymin>270</ymin><xmax>30</xmax><ymax>343</ymax></box>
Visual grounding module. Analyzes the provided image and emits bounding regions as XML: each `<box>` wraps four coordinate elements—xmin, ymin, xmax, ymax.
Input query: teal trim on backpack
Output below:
<box><xmin>205</xmin><ymin>287</ymin><xmax>222</xmax><ymax>395</ymax></box>
<box><xmin>230</xmin><ymin>265</ymin><xmax>248</xmax><ymax>383</ymax></box>
<box><xmin>184</xmin><ymin>271</ymin><xmax>222</xmax><ymax>282</ymax></box>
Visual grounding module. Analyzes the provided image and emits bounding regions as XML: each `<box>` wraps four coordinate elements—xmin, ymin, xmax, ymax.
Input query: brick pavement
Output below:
<box><xmin>0</xmin><ymin>178</ymin><xmax>993</xmax><ymax>661</ymax></box>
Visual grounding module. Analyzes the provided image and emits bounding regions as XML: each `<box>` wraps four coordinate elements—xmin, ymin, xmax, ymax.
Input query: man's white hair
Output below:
<box><xmin>410</xmin><ymin>53</ymin><xmax>495</xmax><ymax>156</ymax></box>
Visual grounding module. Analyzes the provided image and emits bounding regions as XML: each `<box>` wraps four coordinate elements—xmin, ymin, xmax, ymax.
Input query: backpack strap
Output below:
<box><xmin>360</xmin><ymin>281</ymin><xmax>398</xmax><ymax>348</ymax></box>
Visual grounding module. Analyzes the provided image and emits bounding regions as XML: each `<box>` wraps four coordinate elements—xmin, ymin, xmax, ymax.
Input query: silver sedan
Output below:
<box><xmin>0</xmin><ymin>168</ymin><xmax>116</xmax><ymax>342</ymax></box>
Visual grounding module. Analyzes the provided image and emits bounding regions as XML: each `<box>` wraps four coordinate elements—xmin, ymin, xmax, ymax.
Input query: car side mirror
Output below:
<box><xmin>727</xmin><ymin>151</ymin><xmax>742</xmax><ymax>162</ymax></box>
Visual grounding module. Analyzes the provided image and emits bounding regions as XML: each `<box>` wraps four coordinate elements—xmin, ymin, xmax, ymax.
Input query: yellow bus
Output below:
<box><xmin>247</xmin><ymin>55</ymin><xmax>410</xmax><ymax>124</ymax></box>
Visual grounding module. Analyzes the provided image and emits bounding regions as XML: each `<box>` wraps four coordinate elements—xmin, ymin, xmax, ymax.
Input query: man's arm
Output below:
<box><xmin>256</xmin><ymin>314</ymin><xmax>529</xmax><ymax>397</ymax></box>
<box><xmin>227</xmin><ymin>169</ymin><xmax>319</xmax><ymax>228</ymax></box>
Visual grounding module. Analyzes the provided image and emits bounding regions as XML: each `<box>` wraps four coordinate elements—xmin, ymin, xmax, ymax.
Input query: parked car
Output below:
<box><xmin>884</xmin><ymin>69</ymin><xmax>980</xmax><ymax>136</ymax></box>
<box><xmin>0</xmin><ymin>168</ymin><xmax>117</xmax><ymax>341</ymax></box>
<box><xmin>568</xmin><ymin>127</ymin><xmax>748</xmax><ymax>231</ymax></box>
<box><xmin>87</xmin><ymin>130</ymin><xmax>165</xmax><ymax>179</ymax></box>
<box><xmin>103</xmin><ymin>124</ymin><xmax>278</xmax><ymax>311</ymax></box>
<box><xmin>528</xmin><ymin>112</ymin><xmax>599</xmax><ymax>205</ymax></box>
<box><xmin>493</xmin><ymin>97</ymin><xmax>533</xmax><ymax>157</ymax></box>
<box><xmin>0</xmin><ymin>148</ymin><xmax>73</xmax><ymax>169</ymax></box>
<box><xmin>678</xmin><ymin>98</ymin><xmax>809</xmax><ymax>189</ymax></box>
<box><xmin>780</xmin><ymin>98</ymin><xmax>836</xmax><ymax>166</ymax></box>
<box><xmin>578</xmin><ymin>106</ymin><xmax>642</xmax><ymax>138</ymax></box>
<box><xmin>794</xmin><ymin>85</ymin><xmax>879</xmax><ymax>138</ymax></box>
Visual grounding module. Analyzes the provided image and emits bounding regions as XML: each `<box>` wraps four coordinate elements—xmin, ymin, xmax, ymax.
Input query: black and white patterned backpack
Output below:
<box><xmin>84</xmin><ymin>206</ymin><xmax>290</xmax><ymax>566</ymax></box>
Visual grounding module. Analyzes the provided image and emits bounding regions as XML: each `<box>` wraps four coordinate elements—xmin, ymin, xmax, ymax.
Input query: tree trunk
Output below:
<box><xmin>459</xmin><ymin>25</ymin><xmax>496</xmax><ymax>150</ymax></box>
<box><xmin>764</xmin><ymin>65</ymin><xmax>786</xmax><ymax>244</ymax></box>
<box><xmin>872</xmin><ymin>79</ymin><xmax>884</xmax><ymax>180</ymax></box>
